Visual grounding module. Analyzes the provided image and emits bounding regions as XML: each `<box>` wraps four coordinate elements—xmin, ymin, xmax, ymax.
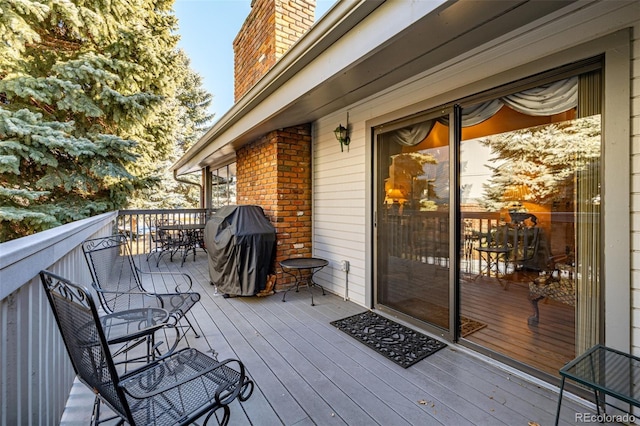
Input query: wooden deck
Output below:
<box><xmin>60</xmin><ymin>251</ymin><xmax>602</xmax><ymax>425</ymax></box>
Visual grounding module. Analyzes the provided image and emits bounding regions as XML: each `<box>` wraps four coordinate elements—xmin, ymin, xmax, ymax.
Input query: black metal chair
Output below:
<box><xmin>155</xmin><ymin>226</ymin><xmax>196</xmax><ymax>267</ymax></box>
<box><xmin>146</xmin><ymin>217</ymin><xmax>172</xmax><ymax>265</ymax></box>
<box><xmin>82</xmin><ymin>233</ymin><xmax>202</xmax><ymax>339</ymax></box>
<box><xmin>40</xmin><ymin>270</ymin><xmax>253</xmax><ymax>425</ymax></box>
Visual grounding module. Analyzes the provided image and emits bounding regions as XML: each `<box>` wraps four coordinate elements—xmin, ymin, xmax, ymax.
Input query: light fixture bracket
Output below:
<box><xmin>333</xmin><ymin>112</ymin><xmax>350</xmax><ymax>152</ymax></box>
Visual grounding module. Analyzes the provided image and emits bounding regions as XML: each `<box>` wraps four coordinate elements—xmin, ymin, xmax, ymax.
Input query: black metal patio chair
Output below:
<box><xmin>146</xmin><ymin>217</ymin><xmax>172</xmax><ymax>265</ymax></box>
<box><xmin>155</xmin><ymin>225</ymin><xmax>196</xmax><ymax>267</ymax></box>
<box><xmin>82</xmin><ymin>233</ymin><xmax>203</xmax><ymax>339</ymax></box>
<box><xmin>40</xmin><ymin>270</ymin><xmax>253</xmax><ymax>426</ymax></box>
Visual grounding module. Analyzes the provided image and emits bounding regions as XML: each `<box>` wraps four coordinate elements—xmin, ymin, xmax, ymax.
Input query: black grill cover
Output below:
<box><xmin>204</xmin><ymin>205</ymin><xmax>276</xmax><ymax>296</ymax></box>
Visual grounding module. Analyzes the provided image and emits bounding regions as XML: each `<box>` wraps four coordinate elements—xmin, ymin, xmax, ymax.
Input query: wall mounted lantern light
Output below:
<box><xmin>334</xmin><ymin>113</ymin><xmax>350</xmax><ymax>152</ymax></box>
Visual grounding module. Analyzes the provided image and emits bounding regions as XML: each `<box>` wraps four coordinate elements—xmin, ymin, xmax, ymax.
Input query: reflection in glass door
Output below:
<box><xmin>458</xmin><ymin>71</ymin><xmax>602</xmax><ymax>376</ymax></box>
<box><xmin>375</xmin><ymin>113</ymin><xmax>451</xmax><ymax>332</ymax></box>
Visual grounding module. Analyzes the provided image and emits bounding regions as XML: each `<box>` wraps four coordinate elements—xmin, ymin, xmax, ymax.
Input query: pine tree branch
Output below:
<box><xmin>29</xmin><ymin>97</ymin><xmax>56</xmax><ymax>116</ymax></box>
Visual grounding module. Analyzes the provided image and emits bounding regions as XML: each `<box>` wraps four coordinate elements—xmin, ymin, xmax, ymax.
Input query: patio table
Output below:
<box><xmin>555</xmin><ymin>344</ymin><xmax>640</xmax><ymax>425</ymax></box>
<box><xmin>280</xmin><ymin>257</ymin><xmax>328</xmax><ymax>306</ymax></box>
<box><xmin>157</xmin><ymin>223</ymin><xmax>206</xmax><ymax>266</ymax></box>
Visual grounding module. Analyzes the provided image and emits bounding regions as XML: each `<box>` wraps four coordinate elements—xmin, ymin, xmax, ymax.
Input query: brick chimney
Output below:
<box><xmin>232</xmin><ymin>0</ymin><xmax>316</xmax><ymax>288</ymax></box>
<box><xmin>233</xmin><ymin>0</ymin><xmax>316</xmax><ymax>101</ymax></box>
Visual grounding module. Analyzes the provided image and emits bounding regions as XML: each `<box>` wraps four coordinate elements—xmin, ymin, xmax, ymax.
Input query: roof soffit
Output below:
<box><xmin>175</xmin><ymin>0</ymin><xmax>578</xmax><ymax>174</ymax></box>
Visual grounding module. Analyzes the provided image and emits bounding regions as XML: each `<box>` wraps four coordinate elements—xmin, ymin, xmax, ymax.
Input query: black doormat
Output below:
<box><xmin>330</xmin><ymin>311</ymin><xmax>447</xmax><ymax>368</ymax></box>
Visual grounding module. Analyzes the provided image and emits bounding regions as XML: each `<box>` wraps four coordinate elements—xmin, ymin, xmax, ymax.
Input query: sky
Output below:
<box><xmin>173</xmin><ymin>0</ymin><xmax>335</xmax><ymax>121</ymax></box>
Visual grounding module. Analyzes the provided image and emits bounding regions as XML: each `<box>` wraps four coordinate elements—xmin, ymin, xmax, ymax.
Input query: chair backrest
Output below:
<box><xmin>148</xmin><ymin>217</ymin><xmax>172</xmax><ymax>244</ymax></box>
<box><xmin>82</xmin><ymin>234</ymin><xmax>143</xmax><ymax>313</ymax></box>
<box><xmin>515</xmin><ymin>226</ymin><xmax>540</xmax><ymax>263</ymax></box>
<box><xmin>39</xmin><ymin>270</ymin><xmax>134</xmax><ymax>423</ymax></box>
<box><xmin>482</xmin><ymin>224</ymin><xmax>512</xmax><ymax>248</ymax></box>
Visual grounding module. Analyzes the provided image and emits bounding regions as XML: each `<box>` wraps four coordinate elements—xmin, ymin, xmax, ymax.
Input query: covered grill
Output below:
<box><xmin>204</xmin><ymin>205</ymin><xmax>276</xmax><ymax>296</ymax></box>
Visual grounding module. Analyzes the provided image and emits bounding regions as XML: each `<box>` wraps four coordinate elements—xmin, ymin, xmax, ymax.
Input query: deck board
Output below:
<box><xmin>60</xmin><ymin>252</ymin><xmax>607</xmax><ymax>425</ymax></box>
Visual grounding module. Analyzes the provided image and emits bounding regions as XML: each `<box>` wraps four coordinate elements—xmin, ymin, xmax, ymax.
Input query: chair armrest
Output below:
<box><xmin>548</xmin><ymin>254</ymin><xmax>568</xmax><ymax>266</ymax></box>
<box><xmin>108</xmin><ymin>323</ymin><xmax>181</xmax><ymax>366</ymax></box>
<box><xmin>92</xmin><ymin>285</ymin><xmax>195</xmax><ymax>300</ymax></box>
<box><xmin>91</xmin><ymin>285</ymin><xmax>165</xmax><ymax>312</ymax></box>
<box><xmin>136</xmin><ymin>267</ymin><xmax>194</xmax><ymax>292</ymax></box>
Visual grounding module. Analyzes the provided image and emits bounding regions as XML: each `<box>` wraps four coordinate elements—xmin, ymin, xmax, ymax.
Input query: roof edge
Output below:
<box><xmin>172</xmin><ymin>0</ymin><xmax>385</xmax><ymax>175</ymax></box>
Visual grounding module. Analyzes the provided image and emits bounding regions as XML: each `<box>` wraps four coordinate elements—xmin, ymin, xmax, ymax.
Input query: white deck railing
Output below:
<box><xmin>0</xmin><ymin>212</ymin><xmax>117</xmax><ymax>426</ymax></box>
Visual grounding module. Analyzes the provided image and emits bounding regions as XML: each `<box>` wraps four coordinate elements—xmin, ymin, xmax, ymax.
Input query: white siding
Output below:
<box><xmin>313</xmin><ymin>119</ymin><xmax>368</xmax><ymax>304</ymax></box>
<box><xmin>312</xmin><ymin>1</ymin><xmax>640</xmax><ymax>354</ymax></box>
<box><xmin>631</xmin><ymin>17</ymin><xmax>640</xmax><ymax>356</ymax></box>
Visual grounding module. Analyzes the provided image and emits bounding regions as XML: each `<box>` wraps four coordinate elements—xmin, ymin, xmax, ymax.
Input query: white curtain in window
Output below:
<box><xmin>460</xmin><ymin>100</ymin><xmax>503</xmax><ymax>127</ymax></box>
<box><xmin>388</xmin><ymin>120</ymin><xmax>435</xmax><ymax>146</ymax></box>
<box><xmin>502</xmin><ymin>77</ymin><xmax>578</xmax><ymax>116</ymax></box>
<box><xmin>461</xmin><ymin>77</ymin><xmax>578</xmax><ymax>126</ymax></box>
<box><xmin>389</xmin><ymin>77</ymin><xmax>578</xmax><ymax>144</ymax></box>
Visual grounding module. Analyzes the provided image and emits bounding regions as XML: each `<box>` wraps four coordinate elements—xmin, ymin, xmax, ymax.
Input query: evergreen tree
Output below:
<box><xmin>0</xmin><ymin>0</ymin><xmax>210</xmax><ymax>241</ymax></box>
<box><xmin>479</xmin><ymin>116</ymin><xmax>601</xmax><ymax>211</ymax></box>
<box><xmin>127</xmin><ymin>51</ymin><xmax>213</xmax><ymax>209</ymax></box>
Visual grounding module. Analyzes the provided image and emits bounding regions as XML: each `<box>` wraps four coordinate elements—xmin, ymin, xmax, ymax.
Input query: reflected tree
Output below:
<box><xmin>479</xmin><ymin>116</ymin><xmax>601</xmax><ymax>211</ymax></box>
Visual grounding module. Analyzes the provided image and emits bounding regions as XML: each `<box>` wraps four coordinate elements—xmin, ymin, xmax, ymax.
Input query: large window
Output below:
<box><xmin>210</xmin><ymin>163</ymin><xmax>237</xmax><ymax>208</ymax></box>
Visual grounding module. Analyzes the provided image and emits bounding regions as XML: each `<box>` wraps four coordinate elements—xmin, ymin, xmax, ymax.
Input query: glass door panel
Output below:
<box><xmin>458</xmin><ymin>73</ymin><xmax>601</xmax><ymax>376</ymax></box>
<box><xmin>375</xmin><ymin>113</ymin><xmax>451</xmax><ymax>331</ymax></box>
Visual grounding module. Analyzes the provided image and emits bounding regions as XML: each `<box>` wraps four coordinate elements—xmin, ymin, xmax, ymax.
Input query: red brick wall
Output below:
<box><xmin>274</xmin><ymin>0</ymin><xmax>315</xmax><ymax>57</ymax></box>
<box><xmin>236</xmin><ymin>125</ymin><xmax>312</xmax><ymax>286</ymax></box>
<box><xmin>233</xmin><ymin>0</ymin><xmax>315</xmax><ymax>101</ymax></box>
<box><xmin>233</xmin><ymin>0</ymin><xmax>315</xmax><ymax>287</ymax></box>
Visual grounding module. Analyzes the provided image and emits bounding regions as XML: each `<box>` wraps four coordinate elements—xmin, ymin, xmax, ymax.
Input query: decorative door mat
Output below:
<box><xmin>330</xmin><ymin>311</ymin><xmax>447</xmax><ymax>368</ymax></box>
<box><xmin>460</xmin><ymin>316</ymin><xmax>487</xmax><ymax>338</ymax></box>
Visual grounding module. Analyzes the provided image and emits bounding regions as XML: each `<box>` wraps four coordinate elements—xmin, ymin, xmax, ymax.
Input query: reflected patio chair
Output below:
<box><xmin>512</xmin><ymin>225</ymin><xmax>541</xmax><ymax>271</ymax></box>
<box><xmin>40</xmin><ymin>270</ymin><xmax>253</xmax><ymax>425</ymax></box>
<box><xmin>474</xmin><ymin>225</ymin><xmax>513</xmax><ymax>287</ymax></box>
<box><xmin>526</xmin><ymin>234</ymin><xmax>576</xmax><ymax>325</ymax></box>
<box><xmin>82</xmin><ymin>233</ymin><xmax>202</xmax><ymax>339</ymax></box>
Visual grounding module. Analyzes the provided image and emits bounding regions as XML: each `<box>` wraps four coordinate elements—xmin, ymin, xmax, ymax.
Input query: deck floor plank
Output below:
<box><xmin>275</xmin><ymin>293</ymin><xmax>521</xmax><ymax>425</ymax></box>
<box><xmin>243</xmin><ymin>296</ymin><xmax>418</xmax><ymax>426</ymax></box>
<box><xmin>58</xmin><ymin>253</ymin><xmax>607</xmax><ymax>425</ymax></box>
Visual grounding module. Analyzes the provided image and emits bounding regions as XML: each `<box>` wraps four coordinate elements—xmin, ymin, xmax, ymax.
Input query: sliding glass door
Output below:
<box><xmin>375</xmin><ymin>110</ymin><xmax>452</xmax><ymax>334</ymax></box>
<box><xmin>374</xmin><ymin>62</ymin><xmax>602</xmax><ymax>377</ymax></box>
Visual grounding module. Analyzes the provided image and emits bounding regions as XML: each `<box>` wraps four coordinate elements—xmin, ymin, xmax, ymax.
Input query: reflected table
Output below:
<box><xmin>279</xmin><ymin>257</ymin><xmax>328</xmax><ymax>306</ymax></box>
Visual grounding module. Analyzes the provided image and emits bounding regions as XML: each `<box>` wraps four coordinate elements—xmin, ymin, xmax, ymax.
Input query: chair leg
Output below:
<box><xmin>528</xmin><ymin>295</ymin><xmax>544</xmax><ymax>325</ymax></box>
<box><xmin>92</xmin><ymin>395</ymin><xmax>124</xmax><ymax>426</ymax></box>
<box><xmin>204</xmin><ymin>403</ymin><xmax>230</xmax><ymax>426</ymax></box>
<box><xmin>184</xmin><ymin>313</ymin><xmax>201</xmax><ymax>338</ymax></box>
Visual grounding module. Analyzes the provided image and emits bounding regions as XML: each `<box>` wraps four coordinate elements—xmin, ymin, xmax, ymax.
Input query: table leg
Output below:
<box><xmin>306</xmin><ymin>278</ymin><xmax>315</xmax><ymax>306</ymax></box>
<box><xmin>280</xmin><ymin>267</ymin><xmax>325</xmax><ymax>306</ymax></box>
<box><xmin>280</xmin><ymin>269</ymin><xmax>299</xmax><ymax>303</ymax></box>
<box><xmin>554</xmin><ymin>376</ymin><xmax>566</xmax><ymax>426</ymax></box>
